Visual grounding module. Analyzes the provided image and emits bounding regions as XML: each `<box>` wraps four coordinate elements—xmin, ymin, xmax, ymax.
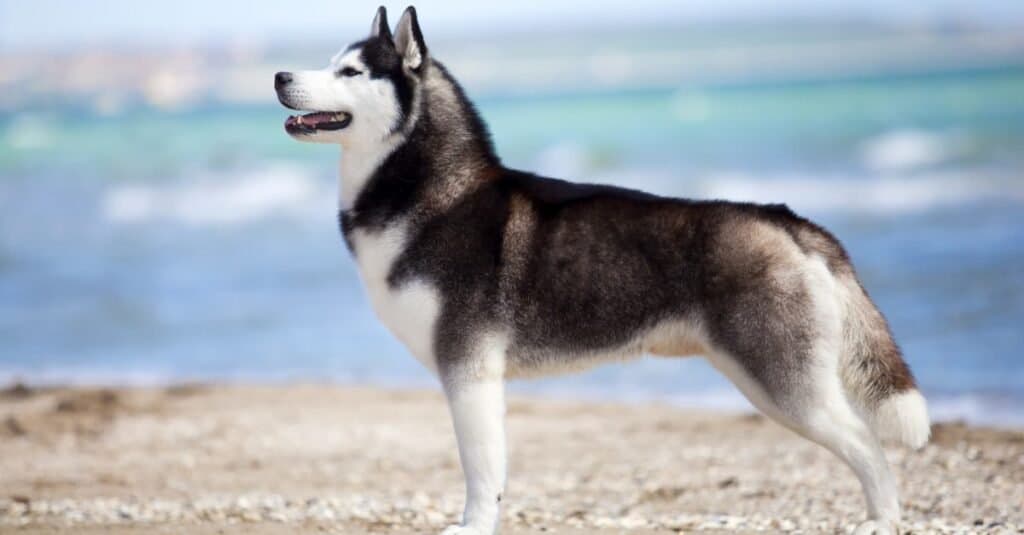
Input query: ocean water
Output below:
<box><xmin>2</xmin><ymin>64</ymin><xmax>1023</xmax><ymax>426</ymax></box>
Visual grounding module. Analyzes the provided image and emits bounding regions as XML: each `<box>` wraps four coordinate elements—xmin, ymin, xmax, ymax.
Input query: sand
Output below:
<box><xmin>1</xmin><ymin>383</ymin><xmax>1021</xmax><ymax>534</ymax></box>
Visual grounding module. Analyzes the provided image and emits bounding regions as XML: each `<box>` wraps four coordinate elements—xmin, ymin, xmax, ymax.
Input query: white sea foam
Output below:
<box><xmin>534</xmin><ymin>139</ymin><xmax>1019</xmax><ymax>216</ymax></box>
<box><xmin>699</xmin><ymin>170</ymin><xmax>1022</xmax><ymax>215</ymax></box>
<box><xmin>859</xmin><ymin>129</ymin><xmax>963</xmax><ymax>172</ymax></box>
<box><xmin>926</xmin><ymin>394</ymin><xmax>1024</xmax><ymax>428</ymax></box>
<box><xmin>576</xmin><ymin>165</ymin><xmax>1023</xmax><ymax>216</ymax></box>
<box><xmin>103</xmin><ymin>164</ymin><xmax>330</xmax><ymax>226</ymax></box>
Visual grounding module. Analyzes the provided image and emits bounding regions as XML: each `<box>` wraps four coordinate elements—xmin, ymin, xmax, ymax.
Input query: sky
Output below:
<box><xmin>2</xmin><ymin>0</ymin><xmax>1024</xmax><ymax>49</ymax></box>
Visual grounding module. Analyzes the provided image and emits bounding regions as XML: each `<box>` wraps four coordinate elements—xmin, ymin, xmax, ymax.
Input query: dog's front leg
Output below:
<box><xmin>440</xmin><ymin>376</ymin><xmax>506</xmax><ymax>535</ymax></box>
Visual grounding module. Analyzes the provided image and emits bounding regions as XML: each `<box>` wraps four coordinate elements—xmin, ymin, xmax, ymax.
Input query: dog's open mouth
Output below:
<box><xmin>284</xmin><ymin>112</ymin><xmax>353</xmax><ymax>134</ymax></box>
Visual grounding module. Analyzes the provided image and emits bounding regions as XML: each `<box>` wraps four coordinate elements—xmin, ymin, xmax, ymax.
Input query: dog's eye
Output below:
<box><xmin>338</xmin><ymin>67</ymin><xmax>362</xmax><ymax>77</ymax></box>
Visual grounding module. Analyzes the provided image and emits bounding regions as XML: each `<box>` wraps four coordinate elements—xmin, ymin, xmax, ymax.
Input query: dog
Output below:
<box><xmin>274</xmin><ymin>7</ymin><xmax>930</xmax><ymax>534</ymax></box>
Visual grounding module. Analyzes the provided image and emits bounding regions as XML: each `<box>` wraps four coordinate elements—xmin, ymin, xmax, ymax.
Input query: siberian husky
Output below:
<box><xmin>274</xmin><ymin>7</ymin><xmax>930</xmax><ymax>534</ymax></box>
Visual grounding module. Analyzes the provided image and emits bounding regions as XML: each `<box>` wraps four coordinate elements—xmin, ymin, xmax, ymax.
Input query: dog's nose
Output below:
<box><xmin>274</xmin><ymin>72</ymin><xmax>293</xmax><ymax>89</ymax></box>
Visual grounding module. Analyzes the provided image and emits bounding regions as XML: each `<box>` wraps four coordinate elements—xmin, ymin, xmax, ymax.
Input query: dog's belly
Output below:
<box><xmin>350</xmin><ymin>225</ymin><xmax>441</xmax><ymax>374</ymax></box>
<box><xmin>506</xmin><ymin>317</ymin><xmax>709</xmax><ymax>379</ymax></box>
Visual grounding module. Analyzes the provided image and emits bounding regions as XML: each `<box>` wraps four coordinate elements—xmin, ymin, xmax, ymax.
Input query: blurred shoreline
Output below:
<box><xmin>1</xmin><ymin>382</ymin><xmax>1022</xmax><ymax>533</ymax></box>
<box><xmin>4</xmin><ymin>23</ymin><xmax>1024</xmax><ymax>113</ymax></box>
<box><xmin>3</xmin><ymin>372</ymin><xmax>1024</xmax><ymax>431</ymax></box>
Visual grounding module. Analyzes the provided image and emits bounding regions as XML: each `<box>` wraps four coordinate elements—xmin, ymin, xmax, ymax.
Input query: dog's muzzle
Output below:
<box><xmin>274</xmin><ymin>71</ymin><xmax>353</xmax><ymax>134</ymax></box>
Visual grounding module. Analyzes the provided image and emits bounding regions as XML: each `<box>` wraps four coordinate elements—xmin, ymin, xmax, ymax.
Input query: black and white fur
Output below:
<box><xmin>275</xmin><ymin>7</ymin><xmax>930</xmax><ymax>534</ymax></box>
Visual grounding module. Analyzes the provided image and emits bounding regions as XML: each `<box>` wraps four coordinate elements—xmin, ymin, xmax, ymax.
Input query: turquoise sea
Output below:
<box><xmin>2</xmin><ymin>47</ymin><xmax>1023</xmax><ymax>425</ymax></box>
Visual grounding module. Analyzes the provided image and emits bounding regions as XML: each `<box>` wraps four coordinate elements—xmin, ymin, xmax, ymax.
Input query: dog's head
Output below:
<box><xmin>274</xmin><ymin>6</ymin><xmax>427</xmax><ymax>145</ymax></box>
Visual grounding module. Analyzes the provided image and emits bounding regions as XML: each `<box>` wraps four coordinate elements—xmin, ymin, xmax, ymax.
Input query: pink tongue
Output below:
<box><xmin>302</xmin><ymin>112</ymin><xmax>334</xmax><ymax>126</ymax></box>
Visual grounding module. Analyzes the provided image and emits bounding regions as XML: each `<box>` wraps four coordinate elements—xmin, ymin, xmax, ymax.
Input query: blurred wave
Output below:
<box><xmin>102</xmin><ymin>165</ymin><xmax>325</xmax><ymax>226</ymax></box>
<box><xmin>859</xmin><ymin>129</ymin><xmax>966</xmax><ymax>172</ymax></box>
<box><xmin>699</xmin><ymin>170</ymin><xmax>1023</xmax><ymax>215</ymax></box>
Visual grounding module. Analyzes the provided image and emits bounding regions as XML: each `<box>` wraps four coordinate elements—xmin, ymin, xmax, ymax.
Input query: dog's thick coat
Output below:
<box><xmin>275</xmin><ymin>7</ymin><xmax>929</xmax><ymax>534</ymax></box>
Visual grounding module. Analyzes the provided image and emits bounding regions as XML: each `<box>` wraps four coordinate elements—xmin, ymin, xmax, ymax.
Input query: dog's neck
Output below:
<box><xmin>338</xmin><ymin>60</ymin><xmax>500</xmax><ymax>222</ymax></box>
<box><xmin>338</xmin><ymin>135</ymin><xmax>402</xmax><ymax>211</ymax></box>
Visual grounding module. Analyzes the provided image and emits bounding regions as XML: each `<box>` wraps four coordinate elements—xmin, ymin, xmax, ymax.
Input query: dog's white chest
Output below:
<box><xmin>350</xmin><ymin>225</ymin><xmax>441</xmax><ymax>374</ymax></box>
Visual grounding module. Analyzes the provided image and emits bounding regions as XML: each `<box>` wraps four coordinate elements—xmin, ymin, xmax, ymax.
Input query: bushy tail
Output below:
<box><xmin>871</xmin><ymin>388</ymin><xmax>930</xmax><ymax>449</ymax></box>
<box><xmin>837</xmin><ymin>274</ymin><xmax>931</xmax><ymax>449</ymax></box>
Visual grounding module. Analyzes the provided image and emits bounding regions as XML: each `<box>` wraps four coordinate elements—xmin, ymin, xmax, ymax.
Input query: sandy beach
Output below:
<box><xmin>1</xmin><ymin>383</ymin><xmax>1021</xmax><ymax>534</ymax></box>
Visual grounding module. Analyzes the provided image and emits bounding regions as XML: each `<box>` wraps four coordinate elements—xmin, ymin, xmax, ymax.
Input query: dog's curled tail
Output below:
<box><xmin>837</xmin><ymin>273</ymin><xmax>931</xmax><ymax>449</ymax></box>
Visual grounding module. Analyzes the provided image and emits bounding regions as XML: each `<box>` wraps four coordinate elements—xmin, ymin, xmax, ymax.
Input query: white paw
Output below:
<box><xmin>440</xmin><ymin>525</ymin><xmax>488</xmax><ymax>535</ymax></box>
<box><xmin>853</xmin><ymin>519</ymin><xmax>895</xmax><ymax>535</ymax></box>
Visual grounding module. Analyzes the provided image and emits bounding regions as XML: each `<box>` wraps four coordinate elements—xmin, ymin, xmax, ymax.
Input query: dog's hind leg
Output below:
<box><xmin>702</xmin><ymin>253</ymin><xmax>903</xmax><ymax>533</ymax></box>
<box><xmin>799</xmin><ymin>401</ymin><xmax>900</xmax><ymax>535</ymax></box>
<box><xmin>709</xmin><ymin>350</ymin><xmax>900</xmax><ymax>534</ymax></box>
<box><xmin>777</xmin><ymin>376</ymin><xmax>900</xmax><ymax>534</ymax></box>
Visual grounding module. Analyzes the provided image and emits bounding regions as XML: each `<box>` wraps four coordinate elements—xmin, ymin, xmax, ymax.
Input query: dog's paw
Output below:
<box><xmin>852</xmin><ymin>519</ymin><xmax>895</xmax><ymax>535</ymax></box>
<box><xmin>439</xmin><ymin>524</ymin><xmax>488</xmax><ymax>535</ymax></box>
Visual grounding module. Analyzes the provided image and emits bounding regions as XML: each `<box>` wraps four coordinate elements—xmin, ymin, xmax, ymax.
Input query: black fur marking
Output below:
<box><xmin>338</xmin><ymin>211</ymin><xmax>355</xmax><ymax>252</ymax></box>
<box><xmin>344</xmin><ymin>129</ymin><xmax>428</xmax><ymax>232</ymax></box>
<box><xmin>357</xmin><ymin>37</ymin><xmax>415</xmax><ymax>131</ymax></box>
<box><xmin>343</xmin><ymin>59</ymin><xmax>497</xmax><ymax>235</ymax></box>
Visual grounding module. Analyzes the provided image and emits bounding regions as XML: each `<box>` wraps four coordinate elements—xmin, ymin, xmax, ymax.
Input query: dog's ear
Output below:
<box><xmin>394</xmin><ymin>6</ymin><xmax>426</xmax><ymax>71</ymax></box>
<box><xmin>370</xmin><ymin>6</ymin><xmax>392</xmax><ymax>41</ymax></box>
